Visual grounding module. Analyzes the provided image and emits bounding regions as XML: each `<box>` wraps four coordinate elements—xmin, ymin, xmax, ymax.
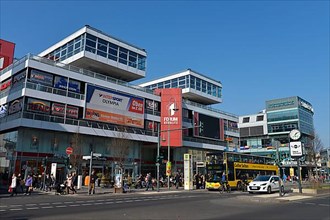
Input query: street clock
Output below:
<box><xmin>289</xmin><ymin>129</ymin><xmax>301</xmax><ymax>141</ymax></box>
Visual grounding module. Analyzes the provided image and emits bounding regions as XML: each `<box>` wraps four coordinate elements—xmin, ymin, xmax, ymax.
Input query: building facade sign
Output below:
<box><xmin>54</xmin><ymin>76</ymin><xmax>81</xmax><ymax>93</ymax></box>
<box><xmin>0</xmin><ymin>39</ymin><xmax>15</xmax><ymax>71</ymax></box>
<box><xmin>30</xmin><ymin>69</ymin><xmax>53</xmax><ymax>86</ymax></box>
<box><xmin>146</xmin><ymin>99</ymin><xmax>159</xmax><ymax>111</ymax></box>
<box><xmin>12</xmin><ymin>70</ymin><xmax>26</xmax><ymax>87</ymax></box>
<box><xmin>85</xmin><ymin>84</ymin><xmax>144</xmax><ymax>128</ymax></box>
<box><xmin>0</xmin><ymin>104</ymin><xmax>7</xmax><ymax>118</ymax></box>
<box><xmin>266</xmin><ymin>97</ymin><xmax>298</xmax><ymax>111</ymax></box>
<box><xmin>8</xmin><ymin>98</ymin><xmax>22</xmax><ymax>114</ymax></box>
<box><xmin>0</xmin><ymin>78</ymin><xmax>11</xmax><ymax>91</ymax></box>
<box><xmin>27</xmin><ymin>98</ymin><xmax>51</xmax><ymax>114</ymax></box>
<box><xmin>160</xmin><ymin>88</ymin><xmax>183</xmax><ymax>147</ymax></box>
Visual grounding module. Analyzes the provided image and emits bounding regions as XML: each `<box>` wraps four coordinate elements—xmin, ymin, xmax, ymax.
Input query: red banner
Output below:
<box><xmin>160</xmin><ymin>88</ymin><xmax>182</xmax><ymax>147</ymax></box>
<box><xmin>0</xmin><ymin>39</ymin><xmax>15</xmax><ymax>71</ymax></box>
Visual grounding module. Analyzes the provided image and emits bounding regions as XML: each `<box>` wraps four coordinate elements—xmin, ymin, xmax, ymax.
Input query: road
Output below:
<box><xmin>1</xmin><ymin>190</ymin><xmax>329</xmax><ymax>220</ymax></box>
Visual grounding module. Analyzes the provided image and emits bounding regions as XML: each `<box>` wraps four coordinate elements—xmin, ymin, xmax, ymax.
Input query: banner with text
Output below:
<box><xmin>85</xmin><ymin>84</ymin><xmax>144</xmax><ymax>128</ymax></box>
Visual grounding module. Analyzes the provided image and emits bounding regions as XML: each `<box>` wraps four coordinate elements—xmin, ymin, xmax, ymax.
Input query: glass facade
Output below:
<box><xmin>44</xmin><ymin>33</ymin><xmax>146</xmax><ymax>71</ymax></box>
<box><xmin>147</xmin><ymin>75</ymin><xmax>222</xmax><ymax>99</ymax></box>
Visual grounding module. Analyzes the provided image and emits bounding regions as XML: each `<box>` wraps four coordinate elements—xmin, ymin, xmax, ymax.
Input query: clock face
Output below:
<box><xmin>290</xmin><ymin>129</ymin><xmax>301</xmax><ymax>140</ymax></box>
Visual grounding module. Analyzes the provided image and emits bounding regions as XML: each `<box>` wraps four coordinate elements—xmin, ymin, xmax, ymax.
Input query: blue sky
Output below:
<box><xmin>1</xmin><ymin>1</ymin><xmax>329</xmax><ymax>147</ymax></box>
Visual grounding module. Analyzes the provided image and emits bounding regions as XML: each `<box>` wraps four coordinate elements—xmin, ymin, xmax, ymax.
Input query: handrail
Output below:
<box><xmin>183</xmin><ymin>99</ymin><xmax>238</xmax><ymax>119</ymax></box>
<box><xmin>0</xmin><ymin>54</ymin><xmax>155</xmax><ymax>95</ymax></box>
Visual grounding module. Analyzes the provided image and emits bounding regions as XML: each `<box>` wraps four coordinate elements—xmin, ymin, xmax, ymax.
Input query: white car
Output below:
<box><xmin>248</xmin><ymin>175</ymin><xmax>282</xmax><ymax>194</ymax></box>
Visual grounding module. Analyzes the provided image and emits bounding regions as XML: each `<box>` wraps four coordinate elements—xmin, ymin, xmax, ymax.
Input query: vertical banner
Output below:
<box><xmin>0</xmin><ymin>39</ymin><xmax>15</xmax><ymax>71</ymax></box>
<box><xmin>166</xmin><ymin>161</ymin><xmax>172</xmax><ymax>177</ymax></box>
<box><xmin>160</xmin><ymin>88</ymin><xmax>182</xmax><ymax>147</ymax></box>
<box><xmin>184</xmin><ymin>154</ymin><xmax>193</xmax><ymax>190</ymax></box>
<box><xmin>51</xmin><ymin>163</ymin><xmax>57</xmax><ymax>180</ymax></box>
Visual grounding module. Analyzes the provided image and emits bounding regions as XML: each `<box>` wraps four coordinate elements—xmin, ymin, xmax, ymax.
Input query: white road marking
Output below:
<box><xmin>41</xmin><ymin>206</ymin><xmax>53</xmax><ymax>209</ymax></box>
<box><xmin>0</xmin><ymin>210</ymin><xmax>6</xmax><ymax>212</ymax></box>
<box><xmin>82</xmin><ymin>203</ymin><xmax>92</xmax><ymax>206</ymax></box>
<box><xmin>52</xmin><ymin>202</ymin><xmax>62</xmax><ymax>205</ymax></box>
<box><xmin>64</xmin><ymin>201</ymin><xmax>74</xmax><ymax>204</ymax></box>
<box><xmin>104</xmin><ymin>202</ymin><xmax>114</xmax><ymax>204</ymax></box>
<box><xmin>319</xmin><ymin>204</ymin><xmax>330</xmax><ymax>207</ymax></box>
<box><xmin>94</xmin><ymin>203</ymin><xmax>104</xmax><ymax>205</ymax></box>
<box><xmin>9</xmin><ymin>208</ymin><xmax>23</xmax><ymax>211</ymax></box>
<box><xmin>69</xmin><ymin>204</ymin><xmax>80</xmax><ymax>207</ymax></box>
<box><xmin>26</xmin><ymin>204</ymin><xmax>37</xmax><ymax>206</ymax></box>
<box><xmin>26</xmin><ymin>207</ymin><xmax>39</xmax><ymax>210</ymax></box>
<box><xmin>55</xmin><ymin>205</ymin><xmax>67</xmax><ymax>208</ymax></box>
<box><xmin>40</xmin><ymin>203</ymin><xmax>50</xmax><ymax>205</ymax></box>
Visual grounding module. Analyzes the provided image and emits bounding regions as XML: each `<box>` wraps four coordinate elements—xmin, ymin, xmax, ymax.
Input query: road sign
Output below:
<box><xmin>66</xmin><ymin>147</ymin><xmax>73</xmax><ymax>155</ymax></box>
<box><xmin>93</xmin><ymin>153</ymin><xmax>102</xmax><ymax>157</ymax></box>
<box><xmin>290</xmin><ymin>141</ymin><xmax>302</xmax><ymax>157</ymax></box>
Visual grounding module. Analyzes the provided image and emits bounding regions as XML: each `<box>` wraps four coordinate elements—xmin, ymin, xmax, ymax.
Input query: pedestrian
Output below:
<box><xmin>145</xmin><ymin>173</ymin><xmax>154</xmax><ymax>191</ymax></box>
<box><xmin>71</xmin><ymin>172</ymin><xmax>77</xmax><ymax>194</ymax></box>
<box><xmin>24</xmin><ymin>174</ymin><xmax>33</xmax><ymax>195</ymax></box>
<box><xmin>175</xmin><ymin>173</ymin><xmax>180</xmax><ymax>189</ymax></box>
<box><xmin>9</xmin><ymin>173</ymin><xmax>17</xmax><ymax>197</ymax></box>
<box><xmin>195</xmin><ymin>173</ymin><xmax>200</xmax><ymax>189</ymax></box>
<box><xmin>89</xmin><ymin>170</ymin><xmax>97</xmax><ymax>194</ymax></box>
<box><xmin>16</xmin><ymin>173</ymin><xmax>23</xmax><ymax>194</ymax></box>
<box><xmin>50</xmin><ymin>174</ymin><xmax>56</xmax><ymax>190</ymax></box>
<box><xmin>66</xmin><ymin>173</ymin><xmax>73</xmax><ymax>194</ymax></box>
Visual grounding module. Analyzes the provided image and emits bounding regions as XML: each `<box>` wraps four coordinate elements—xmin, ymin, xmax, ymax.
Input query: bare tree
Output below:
<box><xmin>108</xmin><ymin>127</ymin><xmax>133</xmax><ymax>172</ymax></box>
<box><xmin>305</xmin><ymin>132</ymin><xmax>324</xmax><ymax>179</ymax></box>
<box><xmin>70</xmin><ymin>130</ymin><xmax>83</xmax><ymax>175</ymax></box>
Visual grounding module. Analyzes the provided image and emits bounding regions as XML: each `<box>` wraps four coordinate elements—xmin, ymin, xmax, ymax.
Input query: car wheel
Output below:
<box><xmin>267</xmin><ymin>186</ymin><xmax>271</xmax><ymax>194</ymax></box>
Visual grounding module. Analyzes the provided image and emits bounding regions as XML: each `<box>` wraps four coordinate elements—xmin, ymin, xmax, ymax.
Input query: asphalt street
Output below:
<box><xmin>1</xmin><ymin>189</ymin><xmax>329</xmax><ymax>220</ymax></box>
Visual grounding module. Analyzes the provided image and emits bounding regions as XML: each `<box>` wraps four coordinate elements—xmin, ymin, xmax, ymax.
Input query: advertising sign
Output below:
<box><xmin>184</xmin><ymin>154</ymin><xmax>193</xmax><ymax>190</ymax></box>
<box><xmin>85</xmin><ymin>85</ymin><xmax>144</xmax><ymax>128</ymax></box>
<box><xmin>12</xmin><ymin>70</ymin><xmax>26</xmax><ymax>88</ymax></box>
<box><xmin>8</xmin><ymin>98</ymin><xmax>22</xmax><ymax>114</ymax></box>
<box><xmin>54</xmin><ymin>76</ymin><xmax>81</xmax><ymax>93</ymax></box>
<box><xmin>290</xmin><ymin>141</ymin><xmax>303</xmax><ymax>157</ymax></box>
<box><xmin>146</xmin><ymin>99</ymin><xmax>159</xmax><ymax>111</ymax></box>
<box><xmin>27</xmin><ymin>98</ymin><xmax>51</xmax><ymax>114</ymax></box>
<box><xmin>0</xmin><ymin>39</ymin><xmax>15</xmax><ymax>71</ymax></box>
<box><xmin>0</xmin><ymin>104</ymin><xmax>7</xmax><ymax>118</ymax></box>
<box><xmin>0</xmin><ymin>78</ymin><xmax>11</xmax><ymax>91</ymax></box>
<box><xmin>160</xmin><ymin>88</ymin><xmax>182</xmax><ymax>147</ymax></box>
<box><xmin>51</xmin><ymin>103</ymin><xmax>79</xmax><ymax>119</ymax></box>
<box><xmin>30</xmin><ymin>69</ymin><xmax>53</xmax><ymax>86</ymax></box>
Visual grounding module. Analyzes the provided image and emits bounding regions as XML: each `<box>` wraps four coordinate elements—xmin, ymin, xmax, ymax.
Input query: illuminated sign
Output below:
<box><xmin>12</xmin><ymin>71</ymin><xmax>26</xmax><ymax>87</ymax></box>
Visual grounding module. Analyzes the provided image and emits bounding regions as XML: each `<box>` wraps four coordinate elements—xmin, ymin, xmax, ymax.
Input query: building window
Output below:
<box><xmin>256</xmin><ymin>115</ymin><xmax>264</xmax><ymax>121</ymax></box>
<box><xmin>243</xmin><ymin>117</ymin><xmax>250</xmax><ymax>123</ymax></box>
<box><xmin>190</xmin><ymin>75</ymin><xmax>195</xmax><ymax>89</ymax></box>
<box><xmin>171</xmin><ymin>78</ymin><xmax>178</xmax><ymax>87</ymax></box>
<box><xmin>119</xmin><ymin>48</ymin><xmax>128</xmax><ymax>64</ymax></box>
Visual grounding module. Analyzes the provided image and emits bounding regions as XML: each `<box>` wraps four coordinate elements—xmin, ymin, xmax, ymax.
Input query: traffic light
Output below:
<box><xmin>65</xmin><ymin>157</ymin><xmax>70</xmax><ymax>167</ymax></box>
<box><xmin>156</xmin><ymin>155</ymin><xmax>164</xmax><ymax>163</ymax></box>
<box><xmin>42</xmin><ymin>158</ymin><xmax>47</xmax><ymax>167</ymax></box>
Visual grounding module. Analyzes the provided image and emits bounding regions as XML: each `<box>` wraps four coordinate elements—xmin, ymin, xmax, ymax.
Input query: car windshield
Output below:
<box><xmin>253</xmin><ymin>175</ymin><xmax>271</xmax><ymax>181</ymax></box>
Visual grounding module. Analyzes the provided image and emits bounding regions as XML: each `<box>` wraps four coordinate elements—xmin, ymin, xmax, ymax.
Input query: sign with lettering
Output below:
<box><xmin>8</xmin><ymin>98</ymin><xmax>22</xmax><ymax>114</ymax></box>
<box><xmin>85</xmin><ymin>84</ymin><xmax>144</xmax><ymax>128</ymax></box>
<box><xmin>30</xmin><ymin>69</ymin><xmax>53</xmax><ymax>86</ymax></box>
<box><xmin>27</xmin><ymin>98</ymin><xmax>51</xmax><ymax>114</ymax></box>
<box><xmin>290</xmin><ymin>141</ymin><xmax>303</xmax><ymax>157</ymax></box>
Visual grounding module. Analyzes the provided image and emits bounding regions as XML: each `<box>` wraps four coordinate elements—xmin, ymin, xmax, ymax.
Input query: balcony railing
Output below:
<box><xmin>0</xmin><ymin>54</ymin><xmax>154</xmax><ymax>95</ymax></box>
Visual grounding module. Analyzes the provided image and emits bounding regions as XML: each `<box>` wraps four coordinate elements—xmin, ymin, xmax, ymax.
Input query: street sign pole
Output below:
<box><xmin>88</xmin><ymin>151</ymin><xmax>93</xmax><ymax>195</ymax></box>
<box><xmin>157</xmin><ymin>123</ymin><xmax>160</xmax><ymax>192</ymax></box>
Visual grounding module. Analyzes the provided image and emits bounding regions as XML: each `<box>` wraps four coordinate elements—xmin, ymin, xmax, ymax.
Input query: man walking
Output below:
<box><xmin>145</xmin><ymin>173</ymin><xmax>154</xmax><ymax>191</ymax></box>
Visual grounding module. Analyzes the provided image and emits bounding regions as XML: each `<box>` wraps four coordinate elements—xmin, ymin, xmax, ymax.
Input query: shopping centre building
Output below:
<box><xmin>0</xmin><ymin>25</ymin><xmax>239</xmax><ymax>182</ymax></box>
<box><xmin>238</xmin><ymin>96</ymin><xmax>315</xmax><ymax>177</ymax></box>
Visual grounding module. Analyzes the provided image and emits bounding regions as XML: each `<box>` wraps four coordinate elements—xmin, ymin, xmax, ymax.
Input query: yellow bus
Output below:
<box><xmin>205</xmin><ymin>152</ymin><xmax>278</xmax><ymax>190</ymax></box>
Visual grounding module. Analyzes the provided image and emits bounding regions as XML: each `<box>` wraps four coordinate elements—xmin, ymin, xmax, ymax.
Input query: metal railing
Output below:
<box><xmin>0</xmin><ymin>54</ymin><xmax>154</xmax><ymax>95</ymax></box>
<box><xmin>183</xmin><ymin>99</ymin><xmax>238</xmax><ymax>119</ymax></box>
